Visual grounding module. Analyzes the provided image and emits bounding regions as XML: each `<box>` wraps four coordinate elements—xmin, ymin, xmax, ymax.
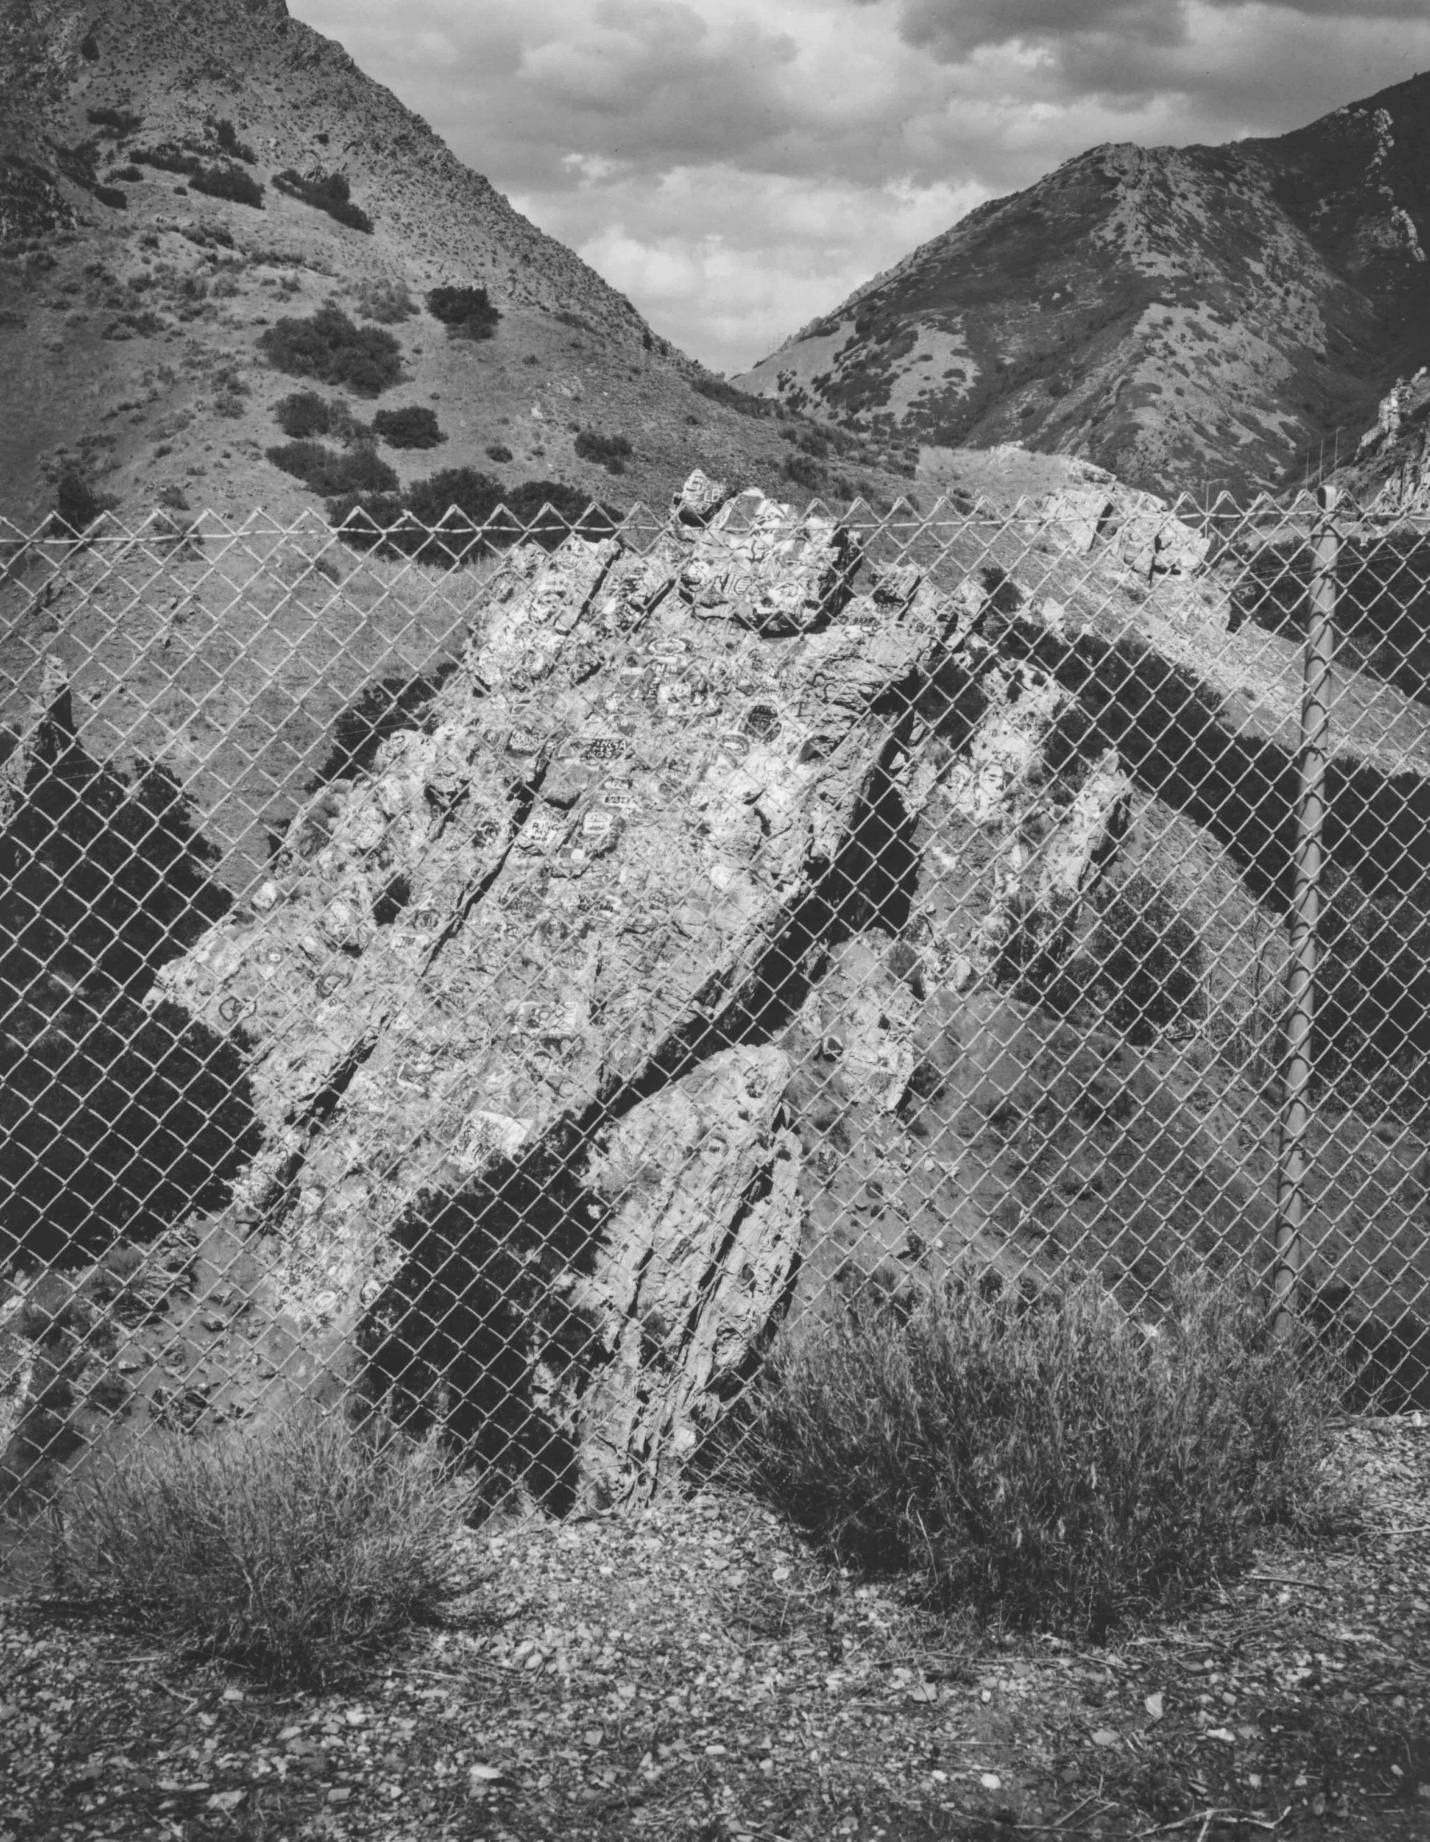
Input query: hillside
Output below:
<box><xmin>0</xmin><ymin>0</ymin><xmax>909</xmax><ymax>529</ymax></box>
<box><xmin>734</xmin><ymin>73</ymin><xmax>1430</xmax><ymax>500</ymax></box>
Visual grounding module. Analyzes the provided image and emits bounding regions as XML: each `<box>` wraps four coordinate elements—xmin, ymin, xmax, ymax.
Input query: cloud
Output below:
<box><xmin>288</xmin><ymin>0</ymin><xmax>1430</xmax><ymax>372</ymax></box>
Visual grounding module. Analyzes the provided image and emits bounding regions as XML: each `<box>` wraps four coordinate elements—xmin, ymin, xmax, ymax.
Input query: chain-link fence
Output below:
<box><xmin>2</xmin><ymin>472</ymin><xmax>1428</xmax><ymax>1536</ymax></box>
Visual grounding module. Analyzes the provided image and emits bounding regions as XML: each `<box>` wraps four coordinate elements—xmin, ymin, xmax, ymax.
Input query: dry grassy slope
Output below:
<box><xmin>0</xmin><ymin>0</ymin><xmax>910</xmax><ymax>527</ymax></box>
<box><xmin>734</xmin><ymin>73</ymin><xmax>1430</xmax><ymax>500</ymax></box>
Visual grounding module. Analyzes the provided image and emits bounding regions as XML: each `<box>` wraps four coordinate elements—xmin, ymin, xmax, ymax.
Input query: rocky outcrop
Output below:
<box><xmin>134</xmin><ymin>470</ymin><xmax>1137</xmax><ymax>1500</ymax></box>
<box><xmin>1039</xmin><ymin>485</ymin><xmax>1210</xmax><ymax>578</ymax></box>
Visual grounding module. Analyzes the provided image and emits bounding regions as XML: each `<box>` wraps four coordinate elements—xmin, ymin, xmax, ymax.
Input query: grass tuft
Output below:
<box><xmin>735</xmin><ymin>1270</ymin><xmax>1344</xmax><ymax>1639</ymax></box>
<box><xmin>42</xmin><ymin>1397</ymin><xmax>474</xmax><ymax>1687</ymax></box>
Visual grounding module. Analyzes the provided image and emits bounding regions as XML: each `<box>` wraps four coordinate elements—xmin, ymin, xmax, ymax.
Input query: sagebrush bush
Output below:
<box><xmin>274</xmin><ymin>168</ymin><xmax>373</xmax><ymax>234</ymax></box>
<box><xmin>190</xmin><ymin>163</ymin><xmax>264</xmax><ymax>209</ymax></box>
<box><xmin>259</xmin><ymin>303</ymin><xmax>401</xmax><ymax>394</ymax></box>
<box><xmin>736</xmin><ymin>1270</ymin><xmax>1343</xmax><ymax>1639</ymax></box>
<box><xmin>274</xmin><ymin>389</ymin><xmax>334</xmax><ymax>439</ymax></box>
<box><xmin>426</xmin><ymin>283</ymin><xmax>500</xmax><ymax>340</ymax></box>
<box><xmin>574</xmin><ymin>427</ymin><xmax>633</xmax><ymax>473</ymax></box>
<box><xmin>44</xmin><ymin>1398</ymin><xmax>473</xmax><ymax>1686</ymax></box>
<box><xmin>328</xmin><ymin>469</ymin><xmax>621</xmax><ymax>564</ymax></box>
<box><xmin>214</xmin><ymin>118</ymin><xmax>257</xmax><ymax>164</ymax></box>
<box><xmin>266</xmin><ymin>440</ymin><xmax>397</xmax><ymax>496</ymax></box>
<box><xmin>372</xmin><ymin>404</ymin><xmax>446</xmax><ymax>449</ymax></box>
<box><xmin>353</xmin><ymin>277</ymin><xmax>415</xmax><ymax>323</ymax></box>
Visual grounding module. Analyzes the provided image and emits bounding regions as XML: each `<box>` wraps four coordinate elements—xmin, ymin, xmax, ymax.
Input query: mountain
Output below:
<box><xmin>0</xmin><ymin>0</ymin><xmax>907</xmax><ymax>528</ymax></box>
<box><xmin>733</xmin><ymin>73</ymin><xmax>1430</xmax><ymax>500</ymax></box>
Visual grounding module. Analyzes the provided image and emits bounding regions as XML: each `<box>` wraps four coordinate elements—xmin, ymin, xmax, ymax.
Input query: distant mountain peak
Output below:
<box><xmin>734</xmin><ymin>75</ymin><xmax>1430</xmax><ymax>497</ymax></box>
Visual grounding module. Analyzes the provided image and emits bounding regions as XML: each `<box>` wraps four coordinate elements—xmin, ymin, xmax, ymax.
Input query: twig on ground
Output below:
<box><xmin>1131</xmin><ymin>1807</ymin><xmax>1288</xmax><ymax>1837</ymax></box>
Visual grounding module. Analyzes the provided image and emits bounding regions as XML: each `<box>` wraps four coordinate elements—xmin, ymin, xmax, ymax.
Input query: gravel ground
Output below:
<box><xmin>2</xmin><ymin>1412</ymin><xmax>1428</xmax><ymax>1842</ymax></box>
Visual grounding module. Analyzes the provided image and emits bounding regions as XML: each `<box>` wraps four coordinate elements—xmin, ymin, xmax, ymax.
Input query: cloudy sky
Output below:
<box><xmin>287</xmin><ymin>0</ymin><xmax>1430</xmax><ymax>375</ymax></box>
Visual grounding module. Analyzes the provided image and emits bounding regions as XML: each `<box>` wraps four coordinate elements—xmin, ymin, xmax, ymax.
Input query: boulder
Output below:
<box><xmin>148</xmin><ymin>474</ymin><xmax>983</xmax><ymax>1495</ymax></box>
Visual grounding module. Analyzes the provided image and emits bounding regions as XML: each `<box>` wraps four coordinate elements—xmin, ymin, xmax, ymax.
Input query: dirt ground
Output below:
<box><xmin>2</xmin><ymin>1411</ymin><xmax>1427</xmax><ymax>1842</ymax></box>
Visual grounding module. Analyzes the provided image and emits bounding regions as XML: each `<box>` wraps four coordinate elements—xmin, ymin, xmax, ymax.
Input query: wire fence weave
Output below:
<box><xmin>2</xmin><ymin>475</ymin><xmax>1428</xmax><ymax>1527</ymax></box>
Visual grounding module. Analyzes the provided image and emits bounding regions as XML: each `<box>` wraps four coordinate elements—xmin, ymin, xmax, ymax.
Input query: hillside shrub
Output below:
<box><xmin>133</xmin><ymin>144</ymin><xmax>199</xmax><ymax>176</ymax></box>
<box><xmin>274</xmin><ymin>389</ymin><xmax>333</xmax><ymax>439</ymax></box>
<box><xmin>328</xmin><ymin>469</ymin><xmax>621</xmax><ymax>564</ymax></box>
<box><xmin>425</xmin><ymin>284</ymin><xmax>500</xmax><ymax>341</ymax></box>
<box><xmin>48</xmin><ymin>461</ymin><xmax>118</xmax><ymax>536</ymax></box>
<box><xmin>86</xmin><ymin>107</ymin><xmax>143</xmax><ymax>137</ymax></box>
<box><xmin>43</xmin><ymin>1395</ymin><xmax>474</xmax><ymax>1687</ymax></box>
<box><xmin>92</xmin><ymin>185</ymin><xmax>127</xmax><ymax>210</ymax></box>
<box><xmin>692</xmin><ymin>373</ymin><xmax>780</xmax><ymax>418</ymax></box>
<box><xmin>190</xmin><ymin>163</ymin><xmax>264</xmax><ymax>209</ymax></box>
<box><xmin>372</xmin><ymin>405</ymin><xmax>445</xmax><ymax>449</ymax></box>
<box><xmin>110</xmin><ymin>165</ymin><xmax>142</xmax><ymax>183</ymax></box>
<box><xmin>574</xmin><ymin>428</ymin><xmax>632</xmax><ymax>474</ymax></box>
<box><xmin>274</xmin><ymin>169</ymin><xmax>373</xmax><ymax>234</ymax></box>
<box><xmin>266</xmin><ymin>440</ymin><xmax>398</xmax><ymax>496</ymax></box>
<box><xmin>782</xmin><ymin>452</ymin><xmax>821</xmax><ymax>491</ymax></box>
<box><xmin>485</xmin><ymin>443</ymin><xmax>513</xmax><ymax>463</ymax></box>
<box><xmin>258</xmin><ymin>303</ymin><xmax>402</xmax><ymax>394</ymax></box>
<box><xmin>353</xmin><ymin>278</ymin><xmax>415</xmax><ymax>323</ymax></box>
<box><xmin>735</xmin><ymin>1270</ymin><xmax>1343</xmax><ymax>1640</ymax></box>
<box><xmin>214</xmin><ymin>118</ymin><xmax>257</xmax><ymax>164</ymax></box>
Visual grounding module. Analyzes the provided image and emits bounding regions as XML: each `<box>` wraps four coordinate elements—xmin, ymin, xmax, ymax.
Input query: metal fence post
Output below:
<box><xmin>1273</xmin><ymin>483</ymin><xmax>1338</xmax><ymax>1337</ymax></box>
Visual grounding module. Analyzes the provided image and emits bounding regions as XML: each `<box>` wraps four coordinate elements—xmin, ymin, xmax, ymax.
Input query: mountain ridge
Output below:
<box><xmin>735</xmin><ymin>72</ymin><xmax>1430</xmax><ymax>499</ymax></box>
<box><xmin>0</xmin><ymin>0</ymin><xmax>914</xmax><ymax>528</ymax></box>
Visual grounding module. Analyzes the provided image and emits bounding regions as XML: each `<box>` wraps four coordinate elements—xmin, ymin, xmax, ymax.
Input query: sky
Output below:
<box><xmin>286</xmin><ymin>0</ymin><xmax>1430</xmax><ymax>376</ymax></box>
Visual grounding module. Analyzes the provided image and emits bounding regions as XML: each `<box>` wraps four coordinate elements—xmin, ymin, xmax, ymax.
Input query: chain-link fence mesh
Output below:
<box><xmin>2</xmin><ymin>473</ymin><xmax>1428</xmax><ymax>1538</ymax></box>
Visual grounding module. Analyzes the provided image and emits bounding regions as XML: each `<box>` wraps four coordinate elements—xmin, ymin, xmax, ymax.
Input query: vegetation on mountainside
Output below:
<box><xmin>273</xmin><ymin>168</ymin><xmax>373</xmax><ymax>234</ymax></box>
<box><xmin>372</xmin><ymin>405</ymin><xmax>446</xmax><ymax>449</ymax></box>
<box><xmin>573</xmin><ymin>427</ymin><xmax>633</xmax><ymax>473</ymax></box>
<box><xmin>425</xmin><ymin>284</ymin><xmax>501</xmax><ymax>341</ymax></box>
<box><xmin>328</xmin><ymin>466</ymin><xmax>620</xmax><ymax>563</ymax></box>
<box><xmin>266</xmin><ymin>440</ymin><xmax>399</xmax><ymax>497</ymax></box>
<box><xmin>259</xmin><ymin>304</ymin><xmax>402</xmax><ymax>394</ymax></box>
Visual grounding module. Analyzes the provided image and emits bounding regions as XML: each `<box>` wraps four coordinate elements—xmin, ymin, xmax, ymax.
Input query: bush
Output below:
<box><xmin>214</xmin><ymin>117</ymin><xmax>257</xmax><ymax>164</ymax></box>
<box><xmin>274</xmin><ymin>389</ymin><xmax>333</xmax><ymax>439</ymax></box>
<box><xmin>425</xmin><ymin>284</ymin><xmax>500</xmax><ymax>341</ymax></box>
<box><xmin>274</xmin><ymin>168</ymin><xmax>373</xmax><ymax>234</ymax></box>
<box><xmin>48</xmin><ymin>462</ymin><xmax>117</xmax><ymax>536</ymax></box>
<box><xmin>43</xmin><ymin>1397</ymin><xmax>473</xmax><ymax>1686</ymax></box>
<box><xmin>782</xmin><ymin>452</ymin><xmax>822</xmax><ymax>491</ymax></box>
<box><xmin>190</xmin><ymin>162</ymin><xmax>264</xmax><ymax>208</ymax></box>
<box><xmin>86</xmin><ymin>107</ymin><xmax>143</xmax><ymax>137</ymax></box>
<box><xmin>259</xmin><ymin>303</ymin><xmax>402</xmax><ymax>395</ymax></box>
<box><xmin>372</xmin><ymin>405</ymin><xmax>445</xmax><ymax>449</ymax></box>
<box><xmin>92</xmin><ymin>184</ymin><xmax>127</xmax><ymax>210</ymax></box>
<box><xmin>692</xmin><ymin>372</ymin><xmax>780</xmax><ymax>418</ymax></box>
<box><xmin>735</xmin><ymin>1270</ymin><xmax>1342</xmax><ymax>1640</ymax></box>
<box><xmin>353</xmin><ymin>278</ymin><xmax>415</xmax><ymax>323</ymax></box>
<box><xmin>485</xmin><ymin>443</ymin><xmax>513</xmax><ymax>463</ymax></box>
<box><xmin>133</xmin><ymin>144</ymin><xmax>199</xmax><ymax>176</ymax></box>
<box><xmin>267</xmin><ymin>440</ymin><xmax>398</xmax><ymax>496</ymax></box>
<box><xmin>574</xmin><ymin>428</ymin><xmax>632</xmax><ymax>474</ymax></box>
<box><xmin>328</xmin><ymin>470</ymin><xmax>621</xmax><ymax>565</ymax></box>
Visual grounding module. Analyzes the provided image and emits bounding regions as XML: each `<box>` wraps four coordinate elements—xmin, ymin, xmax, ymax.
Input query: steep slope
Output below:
<box><xmin>0</xmin><ymin>0</ymin><xmax>907</xmax><ymax>527</ymax></box>
<box><xmin>734</xmin><ymin>73</ymin><xmax>1430</xmax><ymax>500</ymax></box>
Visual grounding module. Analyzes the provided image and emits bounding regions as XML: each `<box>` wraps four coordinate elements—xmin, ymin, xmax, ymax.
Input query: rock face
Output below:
<box><xmin>142</xmin><ymin>471</ymin><xmax>1135</xmax><ymax>1501</ymax></box>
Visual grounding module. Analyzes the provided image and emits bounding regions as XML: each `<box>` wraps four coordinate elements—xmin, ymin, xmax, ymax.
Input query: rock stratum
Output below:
<box><xmin>734</xmin><ymin>73</ymin><xmax>1430</xmax><ymax>500</ymax></box>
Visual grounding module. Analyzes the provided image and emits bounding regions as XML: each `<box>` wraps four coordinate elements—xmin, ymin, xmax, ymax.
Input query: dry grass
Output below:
<box><xmin>735</xmin><ymin>1270</ymin><xmax>1345</xmax><ymax>1640</ymax></box>
<box><xmin>40</xmin><ymin>1394</ymin><xmax>474</xmax><ymax>1686</ymax></box>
